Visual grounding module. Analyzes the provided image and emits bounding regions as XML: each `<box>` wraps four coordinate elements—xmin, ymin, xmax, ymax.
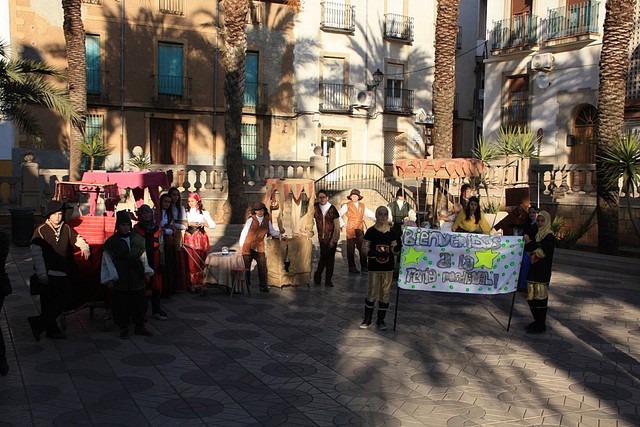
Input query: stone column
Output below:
<box><xmin>20</xmin><ymin>152</ymin><xmax>41</xmax><ymax>212</ymax></box>
<box><xmin>310</xmin><ymin>146</ymin><xmax>327</xmax><ymax>180</ymax></box>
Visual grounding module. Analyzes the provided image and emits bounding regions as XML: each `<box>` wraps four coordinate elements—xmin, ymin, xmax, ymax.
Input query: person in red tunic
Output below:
<box><xmin>239</xmin><ymin>202</ymin><xmax>284</xmax><ymax>293</ymax></box>
<box><xmin>134</xmin><ymin>204</ymin><xmax>168</xmax><ymax>321</ymax></box>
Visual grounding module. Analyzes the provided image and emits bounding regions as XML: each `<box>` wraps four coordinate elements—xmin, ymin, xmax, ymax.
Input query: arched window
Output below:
<box><xmin>569</xmin><ymin>105</ymin><xmax>597</xmax><ymax>163</ymax></box>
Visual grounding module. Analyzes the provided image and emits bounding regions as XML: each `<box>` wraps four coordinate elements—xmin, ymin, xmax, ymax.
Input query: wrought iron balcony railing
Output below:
<box><xmin>491</xmin><ymin>13</ymin><xmax>538</xmax><ymax>50</ymax></box>
<box><xmin>543</xmin><ymin>1</ymin><xmax>600</xmax><ymax>40</ymax></box>
<box><xmin>159</xmin><ymin>0</ymin><xmax>185</xmax><ymax>16</ymax></box>
<box><xmin>243</xmin><ymin>82</ymin><xmax>268</xmax><ymax>110</ymax></box>
<box><xmin>152</xmin><ymin>74</ymin><xmax>192</xmax><ymax>106</ymax></box>
<box><xmin>320</xmin><ymin>2</ymin><xmax>355</xmax><ymax>32</ymax></box>
<box><xmin>384</xmin><ymin>87</ymin><xmax>414</xmax><ymax>114</ymax></box>
<box><xmin>384</xmin><ymin>13</ymin><xmax>414</xmax><ymax>42</ymax></box>
<box><xmin>501</xmin><ymin>103</ymin><xmax>529</xmax><ymax>128</ymax></box>
<box><xmin>319</xmin><ymin>83</ymin><xmax>354</xmax><ymax>112</ymax></box>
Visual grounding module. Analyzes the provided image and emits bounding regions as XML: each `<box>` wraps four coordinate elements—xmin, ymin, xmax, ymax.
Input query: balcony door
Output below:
<box><xmin>385</xmin><ymin>64</ymin><xmax>404</xmax><ymax>112</ymax></box>
<box><xmin>569</xmin><ymin>105</ymin><xmax>597</xmax><ymax>164</ymax></box>
<box><xmin>321</xmin><ymin>56</ymin><xmax>349</xmax><ymax>110</ymax></box>
<box><xmin>245</xmin><ymin>51</ymin><xmax>259</xmax><ymax>107</ymax></box>
<box><xmin>150</xmin><ymin>118</ymin><xmax>188</xmax><ymax>165</ymax></box>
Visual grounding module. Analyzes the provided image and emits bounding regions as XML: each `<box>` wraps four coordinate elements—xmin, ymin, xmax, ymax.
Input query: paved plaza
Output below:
<box><xmin>1</xmin><ymin>231</ymin><xmax>640</xmax><ymax>426</ymax></box>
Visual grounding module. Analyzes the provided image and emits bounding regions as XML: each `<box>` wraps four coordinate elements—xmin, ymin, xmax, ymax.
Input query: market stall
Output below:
<box><xmin>264</xmin><ymin>178</ymin><xmax>315</xmax><ymax>288</ymax></box>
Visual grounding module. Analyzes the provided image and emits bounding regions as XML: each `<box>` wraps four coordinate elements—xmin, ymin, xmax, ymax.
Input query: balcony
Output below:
<box><xmin>384</xmin><ymin>14</ymin><xmax>414</xmax><ymax>42</ymax></box>
<box><xmin>491</xmin><ymin>14</ymin><xmax>538</xmax><ymax>52</ymax></box>
<box><xmin>319</xmin><ymin>83</ymin><xmax>354</xmax><ymax>112</ymax></box>
<box><xmin>159</xmin><ymin>0</ymin><xmax>184</xmax><ymax>16</ymax></box>
<box><xmin>384</xmin><ymin>87</ymin><xmax>414</xmax><ymax>115</ymax></box>
<box><xmin>152</xmin><ymin>74</ymin><xmax>192</xmax><ymax>106</ymax></box>
<box><xmin>501</xmin><ymin>103</ymin><xmax>529</xmax><ymax>128</ymax></box>
<box><xmin>81</xmin><ymin>0</ymin><xmax>101</xmax><ymax>4</ymax></box>
<box><xmin>320</xmin><ymin>2</ymin><xmax>355</xmax><ymax>33</ymax></box>
<box><xmin>86</xmin><ymin>69</ymin><xmax>110</xmax><ymax>104</ymax></box>
<box><xmin>243</xmin><ymin>82</ymin><xmax>268</xmax><ymax>110</ymax></box>
<box><xmin>543</xmin><ymin>1</ymin><xmax>600</xmax><ymax>43</ymax></box>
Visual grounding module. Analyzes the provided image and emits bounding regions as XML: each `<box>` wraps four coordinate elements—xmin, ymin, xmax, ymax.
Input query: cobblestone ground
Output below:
<box><xmin>1</xmin><ymin>234</ymin><xmax>640</xmax><ymax>426</ymax></box>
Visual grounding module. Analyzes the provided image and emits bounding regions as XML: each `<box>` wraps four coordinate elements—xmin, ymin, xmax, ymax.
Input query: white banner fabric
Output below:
<box><xmin>397</xmin><ymin>227</ymin><xmax>524</xmax><ymax>295</ymax></box>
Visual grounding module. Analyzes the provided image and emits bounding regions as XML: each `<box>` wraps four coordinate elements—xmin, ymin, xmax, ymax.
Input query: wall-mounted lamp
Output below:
<box><xmin>366</xmin><ymin>68</ymin><xmax>384</xmax><ymax>91</ymax></box>
<box><xmin>566</xmin><ymin>134</ymin><xmax>576</xmax><ymax>147</ymax></box>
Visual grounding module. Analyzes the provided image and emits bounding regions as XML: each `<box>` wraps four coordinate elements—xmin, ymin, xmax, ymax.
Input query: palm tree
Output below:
<box><xmin>221</xmin><ymin>0</ymin><xmax>251</xmax><ymax>223</ymax></box>
<box><xmin>432</xmin><ymin>0</ymin><xmax>460</xmax><ymax>159</ymax></box>
<box><xmin>62</xmin><ymin>0</ymin><xmax>87</xmax><ymax>181</ymax></box>
<box><xmin>598</xmin><ymin>131</ymin><xmax>640</xmax><ymax>240</ymax></box>
<box><xmin>595</xmin><ymin>0</ymin><xmax>635</xmax><ymax>253</ymax></box>
<box><xmin>0</xmin><ymin>42</ymin><xmax>80</xmax><ymax>138</ymax></box>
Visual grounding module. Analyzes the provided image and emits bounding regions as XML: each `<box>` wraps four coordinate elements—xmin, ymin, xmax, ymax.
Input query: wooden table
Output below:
<box><xmin>204</xmin><ymin>252</ymin><xmax>245</xmax><ymax>291</ymax></box>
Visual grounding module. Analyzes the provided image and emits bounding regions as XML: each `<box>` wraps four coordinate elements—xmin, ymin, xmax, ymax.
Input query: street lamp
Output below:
<box><xmin>367</xmin><ymin>68</ymin><xmax>384</xmax><ymax>91</ymax></box>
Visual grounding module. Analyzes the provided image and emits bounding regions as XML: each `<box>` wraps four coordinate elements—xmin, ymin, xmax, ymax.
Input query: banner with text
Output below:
<box><xmin>398</xmin><ymin>227</ymin><xmax>524</xmax><ymax>295</ymax></box>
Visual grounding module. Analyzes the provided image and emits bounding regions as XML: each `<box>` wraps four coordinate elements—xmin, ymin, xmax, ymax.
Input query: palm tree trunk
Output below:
<box><xmin>595</xmin><ymin>0</ymin><xmax>635</xmax><ymax>254</ymax></box>
<box><xmin>221</xmin><ymin>0</ymin><xmax>249</xmax><ymax>223</ymax></box>
<box><xmin>432</xmin><ymin>0</ymin><xmax>459</xmax><ymax>159</ymax></box>
<box><xmin>62</xmin><ymin>0</ymin><xmax>87</xmax><ymax>181</ymax></box>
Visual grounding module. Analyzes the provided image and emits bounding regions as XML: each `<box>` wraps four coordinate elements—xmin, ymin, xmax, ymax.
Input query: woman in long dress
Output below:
<box><xmin>183</xmin><ymin>192</ymin><xmax>216</xmax><ymax>292</ymax></box>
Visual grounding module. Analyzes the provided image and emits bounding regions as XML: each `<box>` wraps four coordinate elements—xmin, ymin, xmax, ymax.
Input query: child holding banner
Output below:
<box><xmin>360</xmin><ymin>206</ymin><xmax>400</xmax><ymax>331</ymax></box>
<box><xmin>523</xmin><ymin>210</ymin><xmax>555</xmax><ymax>333</ymax></box>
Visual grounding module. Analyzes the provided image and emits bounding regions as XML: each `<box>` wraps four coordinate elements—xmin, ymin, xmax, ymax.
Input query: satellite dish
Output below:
<box><xmin>536</xmin><ymin>73</ymin><xmax>551</xmax><ymax>89</ymax></box>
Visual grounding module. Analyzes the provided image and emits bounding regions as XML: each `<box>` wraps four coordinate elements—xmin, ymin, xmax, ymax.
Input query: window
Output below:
<box><xmin>159</xmin><ymin>0</ymin><xmax>184</xmax><ymax>16</ymax></box>
<box><xmin>150</xmin><ymin>118</ymin><xmax>188</xmax><ymax>165</ymax></box>
<box><xmin>247</xmin><ymin>0</ymin><xmax>264</xmax><ymax>25</ymax></box>
<box><xmin>86</xmin><ymin>34</ymin><xmax>101</xmax><ymax>95</ymax></box>
<box><xmin>241</xmin><ymin>124</ymin><xmax>259</xmax><ymax>179</ymax></box>
<box><xmin>81</xmin><ymin>114</ymin><xmax>105</xmax><ymax>170</ymax></box>
<box><xmin>569</xmin><ymin>105</ymin><xmax>597</xmax><ymax>163</ymax></box>
<box><xmin>385</xmin><ymin>64</ymin><xmax>405</xmax><ymax>112</ymax></box>
<box><xmin>503</xmin><ymin>75</ymin><xmax>529</xmax><ymax>128</ymax></box>
<box><xmin>320</xmin><ymin>56</ymin><xmax>351</xmax><ymax>111</ymax></box>
<box><xmin>158</xmin><ymin>42</ymin><xmax>184</xmax><ymax>96</ymax></box>
<box><xmin>384</xmin><ymin>131</ymin><xmax>405</xmax><ymax>166</ymax></box>
<box><xmin>245</xmin><ymin>52</ymin><xmax>259</xmax><ymax>108</ymax></box>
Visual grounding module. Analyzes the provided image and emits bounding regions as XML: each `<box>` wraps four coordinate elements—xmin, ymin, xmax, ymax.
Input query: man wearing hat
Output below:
<box><xmin>339</xmin><ymin>189</ymin><xmax>376</xmax><ymax>274</ymax></box>
<box><xmin>27</xmin><ymin>201</ymin><xmax>90</xmax><ymax>341</ymax></box>
<box><xmin>239</xmin><ymin>202</ymin><xmax>284</xmax><ymax>292</ymax></box>
<box><xmin>102</xmin><ymin>210</ymin><xmax>154</xmax><ymax>339</ymax></box>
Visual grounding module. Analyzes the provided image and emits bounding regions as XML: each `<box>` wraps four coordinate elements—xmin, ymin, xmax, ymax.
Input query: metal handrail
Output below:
<box><xmin>314</xmin><ymin>163</ymin><xmax>415</xmax><ymax>208</ymax></box>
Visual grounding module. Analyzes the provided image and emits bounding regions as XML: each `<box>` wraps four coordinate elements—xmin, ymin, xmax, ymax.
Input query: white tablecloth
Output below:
<box><xmin>204</xmin><ymin>252</ymin><xmax>245</xmax><ymax>290</ymax></box>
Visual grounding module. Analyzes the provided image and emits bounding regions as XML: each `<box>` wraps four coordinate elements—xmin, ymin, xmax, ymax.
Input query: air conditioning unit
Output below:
<box><xmin>531</xmin><ymin>53</ymin><xmax>555</xmax><ymax>71</ymax></box>
<box><xmin>351</xmin><ymin>89</ymin><xmax>373</xmax><ymax>108</ymax></box>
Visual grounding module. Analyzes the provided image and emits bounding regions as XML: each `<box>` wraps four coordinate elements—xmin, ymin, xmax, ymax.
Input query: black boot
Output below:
<box><xmin>526</xmin><ymin>300</ymin><xmax>538</xmax><ymax>331</ymax></box>
<box><xmin>535</xmin><ymin>298</ymin><xmax>548</xmax><ymax>332</ymax></box>
<box><xmin>376</xmin><ymin>302</ymin><xmax>389</xmax><ymax>330</ymax></box>
<box><xmin>360</xmin><ymin>299</ymin><xmax>374</xmax><ymax>329</ymax></box>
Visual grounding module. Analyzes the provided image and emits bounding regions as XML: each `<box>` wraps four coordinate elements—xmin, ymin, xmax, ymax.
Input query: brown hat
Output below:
<box><xmin>252</xmin><ymin>202</ymin><xmax>267</xmax><ymax>213</ymax></box>
<box><xmin>347</xmin><ymin>189</ymin><xmax>363</xmax><ymax>200</ymax></box>
<box><xmin>44</xmin><ymin>200</ymin><xmax>70</xmax><ymax>218</ymax></box>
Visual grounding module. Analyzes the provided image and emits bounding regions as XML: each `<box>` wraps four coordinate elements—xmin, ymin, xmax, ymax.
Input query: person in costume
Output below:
<box><xmin>239</xmin><ymin>202</ymin><xmax>284</xmax><ymax>293</ymax></box>
<box><xmin>183</xmin><ymin>192</ymin><xmax>216</xmax><ymax>292</ymax></box>
<box><xmin>339</xmin><ymin>189</ymin><xmax>376</xmax><ymax>274</ymax></box>
<box><xmin>134</xmin><ymin>204</ymin><xmax>167</xmax><ymax>321</ymax></box>
<box><xmin>360</xmin><ymin>206</ymin><xmax>400</xmax><ymax>330</ymax></box>
<box><xmin>312</xmin><ymin>189</ymin><xmax>341</xmax><ymax>287</ymax></box>
<box><xmin>494</xmin><ymin>196</ymin><xmax>531</xmax><ymax>236</ymax></box>
<box><xmin>388</xmin><ymin>188</ymin><xmax>411</xmax><ymax>240</ymax></box>
<box><xmin>155</xmin><ymin>193</ymin><xmax>182</xmax><ymax>296</ymax></box>
<box><xmin>102</xmin><ymin>211</ymin><xmax>154</xmax><ymax>339</ymax></box>
<box><xmin>28</xmin><ymin>201</ymin><xmax>90</xmax><ymax>341</ymax></box>
<box><xmin>523</xmin><ymin>210</ymin><xmax>555</xmax><ymax>333</ymax></box>
<box><xmin>168</xmin><ymin>187</ymin><xmax>188</xmax><ymax>291</ymax></box>
<box><xmin>451</xmin><ymin>196</ymin><xmax>491</xmax><ymax>234</ymax></box>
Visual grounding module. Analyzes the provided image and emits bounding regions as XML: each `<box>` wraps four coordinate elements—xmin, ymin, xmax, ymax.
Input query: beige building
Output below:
<box><xmin>6</xmin><ymin>0</ymin><xmax>296</xmax><ymax>173</ymax></box>
<box><xmin>5</xmin><ymin>1</ymin><xmax>486</xmax><ymax>179</ymax></box>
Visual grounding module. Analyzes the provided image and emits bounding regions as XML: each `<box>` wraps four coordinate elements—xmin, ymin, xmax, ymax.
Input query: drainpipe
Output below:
<box><xmin>213</xmin><ymin>0</ymin><xmax>219</xmax><ymax>165</ymax></box>
<box><xmin>119</xmin><ymin>0</ymin><xmax>125</xmax><ymax>171</ymax></box>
